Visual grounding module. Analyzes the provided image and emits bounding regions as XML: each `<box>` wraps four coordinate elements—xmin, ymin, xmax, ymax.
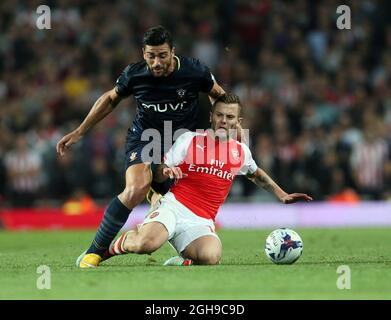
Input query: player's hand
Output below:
<box><xmin>280</xmin><ymin>193</ymin><xmax>313</xmax><ymax>204</ymax></box>
<box><xmin>162</xmin><ymin>167</ymin><xmax>187</xmax><ymax>181</ymax></box>
<box><xmin>235</xmin><ymin>123</ymin><xmax>247</xmax><ymax>144</ymax></box>
<box><xmin>56</xmin><ymin>131</ymin><xmax>83</xmax><ymax>156</ymax></box>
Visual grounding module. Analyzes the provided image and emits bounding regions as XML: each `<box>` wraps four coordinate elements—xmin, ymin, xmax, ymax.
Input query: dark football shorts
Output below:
<box><xmin>125</xmin><ymin>133</ymin><xmax>174</xmax><ymax>195</ymax></box>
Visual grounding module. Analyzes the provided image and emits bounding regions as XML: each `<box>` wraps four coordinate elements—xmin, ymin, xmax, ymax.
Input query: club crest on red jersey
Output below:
<box><xmin>231</xmin><ymin>149</ymin><xmax>240</xmax><ymax>161</ymax></box>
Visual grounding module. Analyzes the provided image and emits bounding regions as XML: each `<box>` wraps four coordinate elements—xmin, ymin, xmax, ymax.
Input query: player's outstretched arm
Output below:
<box><xmin>247</xmin><ymin>167</ymin><xmax>313</xmax><ymax>204</ymax></box>
<box><xmin>56</xmin><ymin>88</ymin><xmax>122</xmax><ymax>156</ymax></box>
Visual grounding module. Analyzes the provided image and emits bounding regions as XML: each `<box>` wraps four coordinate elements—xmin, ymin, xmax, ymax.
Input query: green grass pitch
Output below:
<box><xmin>0</xmin><ymin>228</ymin><xmax>390</xmax><ymax>299</ymax></box>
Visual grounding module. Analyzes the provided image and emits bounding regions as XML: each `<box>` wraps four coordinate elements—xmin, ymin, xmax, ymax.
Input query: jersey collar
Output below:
<box><xmin>174</xmin><ymin>55</ymin><xmax>180</xmax><ymax>70</ymax></box>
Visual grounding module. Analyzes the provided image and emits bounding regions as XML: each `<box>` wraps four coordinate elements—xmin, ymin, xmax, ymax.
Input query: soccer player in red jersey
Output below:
<box><xmin>107</xmin><ymin>93</ymin><xmax>312</xmax><ymax>265</ymax></box>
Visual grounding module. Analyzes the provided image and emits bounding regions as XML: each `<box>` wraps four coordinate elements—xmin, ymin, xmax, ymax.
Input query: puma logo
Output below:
<box><xmin>196</xmin><ymin>144</ymin><xmax>206</xmax><ymax>152</ymax></box>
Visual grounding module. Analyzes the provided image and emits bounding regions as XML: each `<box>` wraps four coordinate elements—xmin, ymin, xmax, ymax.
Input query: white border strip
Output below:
<box><xmin>121</xmin><ymin>202</ymin><xmax>391</xmax><ymax>230</ymax></box>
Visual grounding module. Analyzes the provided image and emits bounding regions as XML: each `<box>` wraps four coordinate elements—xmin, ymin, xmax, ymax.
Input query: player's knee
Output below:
<box><xmin>121</xmin><ymin>184</ymin><xmax>149</xmax><ymax>207</ymax></box>
<box><xmin>196</xmin><ymin>251</ymin><xmax>221</xmax><ymax>265</ymax></box>
<box><xmin>132</xmin><ymin>237</ymin><xmax>158</xmax><ymax>254</ymax></box>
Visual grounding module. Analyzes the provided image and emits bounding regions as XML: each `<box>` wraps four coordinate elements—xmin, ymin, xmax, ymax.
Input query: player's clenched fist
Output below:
<box><xmin>162</xmin><ymin>167</ymin><xmax>188</xmax><ymax>180</ymax></box>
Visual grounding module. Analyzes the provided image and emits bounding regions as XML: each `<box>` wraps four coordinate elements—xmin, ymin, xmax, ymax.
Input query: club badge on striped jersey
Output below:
<box><xmin>129</xmin><ymin>152</ymin><xmax>137</xmax><ymax>162</ymax></box>
<box><xmin>177</xmin><ymin>88</ymin><xmax>186</xmax><ymax>99</ymax></box>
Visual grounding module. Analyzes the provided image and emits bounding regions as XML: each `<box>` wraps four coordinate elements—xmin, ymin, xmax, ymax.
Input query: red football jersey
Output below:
<box><xmin>164</xmin><ymin>131</ymin><xmax>257</xmax><ymax>220</ymax></box>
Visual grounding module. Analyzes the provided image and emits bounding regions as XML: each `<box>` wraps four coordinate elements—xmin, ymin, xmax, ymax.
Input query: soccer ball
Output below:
<box><xmin>264</xmin><ymin>228</ymin><xmax>303</xmax><ymax>264</ymax></box>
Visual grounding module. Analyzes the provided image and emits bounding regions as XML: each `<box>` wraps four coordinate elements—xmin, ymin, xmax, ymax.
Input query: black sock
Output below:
<box><xmin>86</xmin><ymin>197</ymin><xmax>131</xmax><ymax>256</ymax></box>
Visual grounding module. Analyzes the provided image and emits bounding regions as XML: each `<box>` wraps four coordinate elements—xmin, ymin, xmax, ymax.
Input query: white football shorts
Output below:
<box><xmin>142</xmin><ymin>191</ymin><xmax>220</xmax><ymax>254</ymax></box>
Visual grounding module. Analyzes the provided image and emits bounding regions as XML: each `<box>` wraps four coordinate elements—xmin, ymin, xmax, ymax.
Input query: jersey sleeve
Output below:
<box><xmin>238</xmin><ymin>143</ymin><xmax>258</xmax><ymax>175</ymax></box>
<box><xmin>197</xmin><ymin>60</ymin><xmax>215</xmax><ymax>93</ymax></box>
<box><xmin>164</xmin><ymin>131</ymin><xmax>197</xmax><ymax>167</ymax></box>
<box><xmin>114</xmin><ymin>65</ymin><xmax>133</xmax><ymax>97</ymax></box>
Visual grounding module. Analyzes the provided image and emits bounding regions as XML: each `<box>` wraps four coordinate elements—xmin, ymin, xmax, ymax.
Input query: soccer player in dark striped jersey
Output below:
<box><xmin>56</xmin><ymin>25</ymin><xmax>225</xmax><ymax>268</ymax></box>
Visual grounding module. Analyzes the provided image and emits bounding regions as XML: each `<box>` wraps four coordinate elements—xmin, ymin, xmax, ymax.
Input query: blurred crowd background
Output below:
<box><xmin>1</xmin><ymin>0</ymin><xmax>391</xmax><ymax>208</ymax></box>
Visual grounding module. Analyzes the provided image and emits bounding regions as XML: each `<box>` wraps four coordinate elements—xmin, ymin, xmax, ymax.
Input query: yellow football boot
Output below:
<box><xmin>77</xmin><ymin>252</ymin><xmax>102</xmax><ymax>269</ymax></box>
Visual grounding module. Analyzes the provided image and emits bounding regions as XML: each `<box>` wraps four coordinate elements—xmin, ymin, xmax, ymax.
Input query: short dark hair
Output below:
<box><xmin>142</xmin><ymin>25</ymin><xmax>173</xmax><ymax>49</ymax></box>
<box><xmin>212</xmin><ymin>93</ymin><xmax>242</xmax><ymax>116</ymax></box>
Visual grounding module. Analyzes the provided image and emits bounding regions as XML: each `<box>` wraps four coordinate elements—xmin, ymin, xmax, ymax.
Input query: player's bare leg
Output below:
<box><xmin>109</xmin><ymin>222</ymin><xmax>168</xmax><ymax>258</ymax></box>
<box><xmin>78</xmin><ymin>163</ymin><xmax>152</xmax><ymax>268</ymax></box>
<box><xmin>118</xmin><ymin>163</ymin><xmax>153</xmax><ymax>208</ymax></box>
<box><xmin>106</xmin><ymin>224</ymin><xmax>140</xmax><ymax>257</ymax></box>
<box><xmin>182</xmin><ymin>235</ymin><xmax>222</xmax><ymax>265</ymax></box>
<box><xmin>164</xmin><ymin>236</ymin><xmax>222</xmax><ymax>266</ymax></box>
<box><xmin>124</xmin><ymin>222</ymin><xmax>168</xmax><ymax>254</ymax></box>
